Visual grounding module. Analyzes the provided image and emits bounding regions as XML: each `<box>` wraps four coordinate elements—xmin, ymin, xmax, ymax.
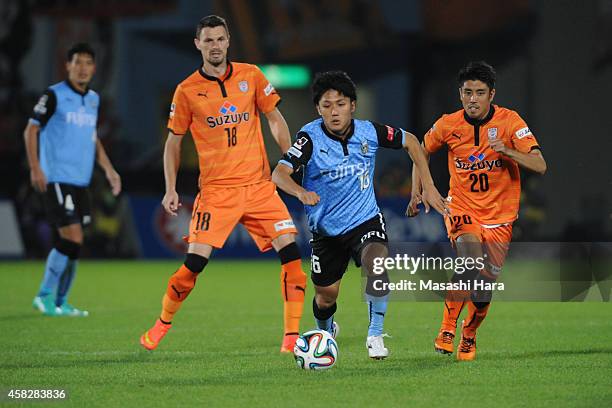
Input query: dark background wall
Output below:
<box><xmin>1</xmin><ymin>0</ymin><xmax>610</xmax><ymax>257</ymax></box>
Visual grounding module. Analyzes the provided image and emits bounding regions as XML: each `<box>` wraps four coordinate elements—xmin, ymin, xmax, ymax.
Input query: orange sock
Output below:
<box><xmin>160</xmin><ymin>294</ymin><xmax>181</xmax><ymax>322</ymax></box>
<box><xmin>280</xmin><ymin>259</ymin><xmax>306</xmax><ymax>335</ymax></box>
<box><xmin>159</xmin><ymin>264</ymin><xmax>198</xmax><ymax>323</ymax></box>
<box><xmin>462</xmin><ymin>301</ymin><xmax>490</xmax><ymax>338</ymax></box>
<box><xmin>440</xmin><ymin>290</ymin><xmax>470</xmax><ymax>333</ymax></box>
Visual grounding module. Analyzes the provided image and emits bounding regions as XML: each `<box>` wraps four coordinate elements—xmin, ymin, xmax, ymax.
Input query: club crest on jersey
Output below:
<box><xmin>361</xmin><ymin>141</ymin><xmax>369</xmax><ymax>155</ymax></box>
<box><xmin>488</xmin><ymin>127</ymin><xmax>498</xmax><ymax>140</ymax></box>
<box><xmin>238</xmin><ymin>81</ymin><xmax>248</xmax><ymax>93</ymax></box>
<box><xmin>207</xmin><ymin>101</ymin><xmax>250</xmax><ymax>128</ymax></box>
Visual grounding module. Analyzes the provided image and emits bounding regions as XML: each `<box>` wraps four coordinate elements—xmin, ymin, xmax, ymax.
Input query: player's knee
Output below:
<box><xmin>456</xmin><ymin>234</ymin><xmax>483</xmax><ymax>259</ymax></box>
<box><xmin>273</xmin><ymin>233</ymin><xmax>296</xmax><ymax>252</ymax></box>
<box><xmin>278</xmin><ymin>242</ymin><xmax>301</xmax><ymax>264</ymax></box>
<box><xmin>471</xmin><ymin>301</ymin><xmax>490</xmax><ymax>310</ymax></box>
<box><xmin>313</xmin><ymin>296</ymin><xmax>336</xmax><ymax>318</ymax></box>
<box><xmin>55</xmin><ymin>238</ymin><xmax>81</xmax><ymax>260</ymax></box>
<box><xmin>451</xmin><ymin>267</ymin><xmax>478</xmax><ymax>283</ymax></box>
<box><xmin>184</xmin><ymin>253</ymin><xmax>208</xmax><ymax>273</ymax></box>
<box><xmin>360</xmin><ymin>242</ymin><xmax>388</xmax><ymax>277</ymax></box>
<box><xmin>314</xmin><ymin>291</ymin><xmax>337</xmax><ymax>309</ymax></box>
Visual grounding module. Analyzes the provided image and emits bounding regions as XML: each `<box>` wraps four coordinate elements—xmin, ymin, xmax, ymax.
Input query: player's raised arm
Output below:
<box><xmin>162</xmin><ymin>131</ymin><xmax>184</xmax><ymax>216</ymax></box>
<box><xmin>403</xmin><ymin>131</ymin><xmax>449</xmax><ymax>216</ymax></box>
<box><xmin>95</xmin><ymin>137</ymin><xmax>121</xmax><ymax>196</ymax></box>
<box><xmin>265</xmin><ymin>108</ymin><xmax>291</xmax><ymax>154</ymax></box>
<box><xmin>23</xmin><ymin>121</ymin><xmax>47</xmax><ymax>192</ymax></box>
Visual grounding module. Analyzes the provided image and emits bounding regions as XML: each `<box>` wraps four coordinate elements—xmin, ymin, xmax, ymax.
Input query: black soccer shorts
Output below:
<box><xmin>310</xmin><ymin>213</ymin><xmax>388</xmax><ymax>287</ymax></box>
<box><xmin>44</xmin><ymin>183</ymin><xmax>92</xmax><ymax>228</ymax></box>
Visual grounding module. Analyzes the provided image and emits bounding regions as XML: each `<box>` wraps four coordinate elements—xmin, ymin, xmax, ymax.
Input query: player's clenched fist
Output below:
<box><xmin>298</xmin><ymin>190</ymin><xmax>320</xmax><ymax>206</ymax></box>
<box><xmin>162</xmin><ymin>190</ymin><xmax>181</xmax><ymax>216</ymax></box>
<box><xmin>489</xmin><ymin>138</ymin><xmax>508</xmax><ymax>154</ymax></box>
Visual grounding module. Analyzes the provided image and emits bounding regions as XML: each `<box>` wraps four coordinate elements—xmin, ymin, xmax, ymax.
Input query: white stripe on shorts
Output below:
<box><xmin>378</xmin><ymin>212</ymin><xmax>386</xmax><ymax>232</ymax></box>
<box><xmin>54</xmin><ymin>183</ymin><xmax>64</xmax><ymax>205</ymax></box>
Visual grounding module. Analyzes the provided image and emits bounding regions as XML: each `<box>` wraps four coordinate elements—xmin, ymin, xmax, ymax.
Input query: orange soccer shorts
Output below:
<box><xmin>187</xmin><ymin>180</ymin><xmax>297</xmax><ymax>252</ymax></box>
<box><xmin>444</xmin><ymin>212</ymin><xmax>513</xmax><ymax>277</ymax></box>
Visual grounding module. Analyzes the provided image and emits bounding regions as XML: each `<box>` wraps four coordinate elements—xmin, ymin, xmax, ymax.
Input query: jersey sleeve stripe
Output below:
<box><xmin>167</xmin><ymin>127</ymin><xmax>186</xmax><ymax>136</ymax></box>
<box><xmin>278</xmin><ymin>159</ymin><xmax>294</xmax><ymax>169</ymax></box>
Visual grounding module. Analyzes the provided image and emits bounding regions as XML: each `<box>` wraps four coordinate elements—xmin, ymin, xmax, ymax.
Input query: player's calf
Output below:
<box><xmin>140</xmin><ymin>253</ymin><xmax>208</xmax><ymax>351</ymax></box>
<box><xmin>278</xmin><ymin>242</ymin><xmax>307</xmax><ymax>352</ymax></box>
<box><xmin>312</xmin><ymin>296</ymin><xmax>337</xmax><ymax>335</ymax></box>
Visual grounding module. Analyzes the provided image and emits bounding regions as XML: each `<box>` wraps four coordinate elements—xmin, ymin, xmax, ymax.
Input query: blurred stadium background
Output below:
<box><xmin>1</xmin><ymin>0</ymin><xmax>611</xmax><ymax>260</ymax></box>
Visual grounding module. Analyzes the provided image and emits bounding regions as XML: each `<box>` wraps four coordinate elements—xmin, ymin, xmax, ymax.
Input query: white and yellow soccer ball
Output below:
<box><xmin>293</xmin><ymin>329</ymin><xmax>338</xmax><ymax>370</ymax></box>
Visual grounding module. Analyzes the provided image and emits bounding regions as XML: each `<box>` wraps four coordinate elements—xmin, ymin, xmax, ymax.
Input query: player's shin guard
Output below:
<box><xmin>440</xmin><ymin>269</ymin><xmax>475</xmax><ymax>333</ymax></box>
<box><xmin>279</xmin><ymin>243</ymin><xmax>306</xmax><ymax>336</ymax></box>
<box><xmin>365</xmin><ymin>274</ymin><xmax>390</xmax><ymax>337</ymax></box>
<box><xmin>463</xmin><ymin>293</ymin><xmax>491</xmax><ymax>338</ymax></box>
<box><xmin>313</xmin><ymin>297</ymin><xmax>336</xmax><ymax>335</ymax></box>
<box><xmin>160</xmin><ymin>254</ymin><xmax>208</xmax><ymax>323</ymax></box>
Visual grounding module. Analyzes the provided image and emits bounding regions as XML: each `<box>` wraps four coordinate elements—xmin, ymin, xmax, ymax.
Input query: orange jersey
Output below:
<box><xmin>167</xmin><ymin>62</ymin><xmax>281</xmax><ymax>187</ymax></box>
<box><xmin>424</xmin><ymin>105</ymin><xmax>540</xmax><ymax>225</ymax></box>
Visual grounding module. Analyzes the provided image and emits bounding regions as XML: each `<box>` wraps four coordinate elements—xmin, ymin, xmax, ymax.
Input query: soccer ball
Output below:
<box><xmin>293</xmin><ymin>329</ymin><xmax>338</xmax><ymax>370</ymax></box>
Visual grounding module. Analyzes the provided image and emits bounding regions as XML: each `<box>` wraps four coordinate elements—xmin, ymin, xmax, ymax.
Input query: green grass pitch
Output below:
<box><xmin>1</xmin><ymin>260</ymin><xmax>611</xmax><ymax>407</ymax></box>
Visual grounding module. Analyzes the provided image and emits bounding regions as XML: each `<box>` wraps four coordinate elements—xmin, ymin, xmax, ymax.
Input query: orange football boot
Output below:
<box><xmin>434</xmin><ymin>330</ymin><xmax>455</xmax><ymax>355</ymax></box>
<box><xmin>280</xmin><ymin>333</ymin><xmax>299</xmax><ymax>353</ymax></box>
<box><xmin>140</xmin><ymin>319</ymin><xmax>171</xmax><ymax>351</ymax></box>
<box><xmin>457</xmin><ymin>321</ymin><xmax>477</xmax><ymax>361</ymax></box>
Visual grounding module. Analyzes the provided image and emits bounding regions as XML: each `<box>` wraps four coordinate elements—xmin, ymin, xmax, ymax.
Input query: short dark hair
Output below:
<box><xmin>67</xmin><ymin>43</ymin><xmax>95</xmax><ymax>62</ymax></box>
<box><xmin>196</xmin><ymin>15</ymin><xmax>229</xmax><ymax>39</ymax></box>
<box><xmin>311</xmin><ymin>71</ymin><xmax>357</xmax><ymax>105</ymax></box>
<box><xmin>458</xmin><ymin>61</ymin><xmax>496</xmax><ymax>90</ymax></box>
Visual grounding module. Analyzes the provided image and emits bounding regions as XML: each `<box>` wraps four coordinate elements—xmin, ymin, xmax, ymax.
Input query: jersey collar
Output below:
<box><xmin>65</xmin><ymin>80</ymin><xmax>89</xmax><ymax>96</ymax></box>
<box><xmin>199</xmin><ymin>60</ymin><xmax>233</xmax><ymax>82</ymax></box>
<box><xmin>463</xmin><ymin>104</ymin><xmax>496</xmax><ymax>126</ymax></box>
<box><xmin>320</xmin><ymin>119</ymin><xmax>355</xmax><ymax>142</ymax></box>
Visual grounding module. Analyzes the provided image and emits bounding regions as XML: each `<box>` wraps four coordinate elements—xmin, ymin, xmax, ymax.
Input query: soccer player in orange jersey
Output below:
<box><xmin>140</xmin><ymin>15</ymin><xmax>307</xmax><ymax>353</ymax></box>
<box><xmin>408</xmin><ymin>61</ymin><xmax>547</xmax><ymax>361</ymax></box>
